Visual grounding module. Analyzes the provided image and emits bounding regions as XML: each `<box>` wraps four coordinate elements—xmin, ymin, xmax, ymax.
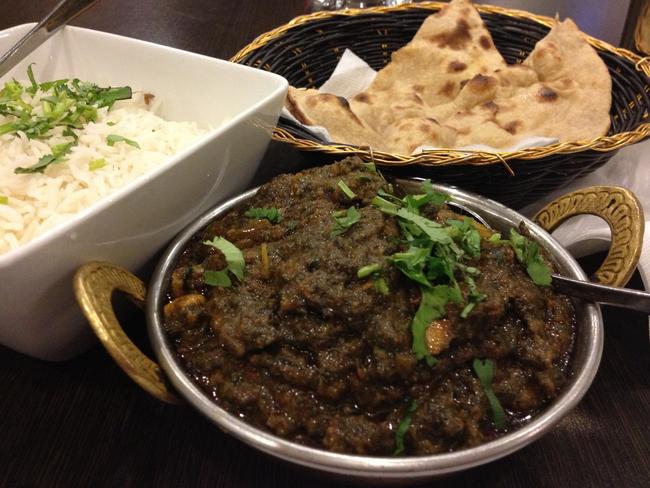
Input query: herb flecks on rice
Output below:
<box><xmin>0</xmin><ymin>68</ymin><xmax>208</xmax><ymax>254</ymax></box>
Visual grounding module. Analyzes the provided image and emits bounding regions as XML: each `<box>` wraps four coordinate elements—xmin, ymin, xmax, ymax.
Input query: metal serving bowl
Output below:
<box><xmin>73</xmin><ymin>180</ymin><xmax>643</xmax><ymax>483</ymax></box>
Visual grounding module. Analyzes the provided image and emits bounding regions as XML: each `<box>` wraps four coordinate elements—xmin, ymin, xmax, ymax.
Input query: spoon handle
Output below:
<box><xmin>0</xmin><ymin>0</ymin><xmax>100</xmax><ymax>78</ymax></box>
<box><xmin>552</xmin><ymin>274</ymin><xmax>650</xmax><ymax>314</ymax></box>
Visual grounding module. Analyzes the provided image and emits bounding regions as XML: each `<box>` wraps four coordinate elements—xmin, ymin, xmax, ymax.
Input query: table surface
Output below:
<box><xmin>1</xmin><ymin>1</ymin><xmax>649</xmax><ymax>487</ymax></box>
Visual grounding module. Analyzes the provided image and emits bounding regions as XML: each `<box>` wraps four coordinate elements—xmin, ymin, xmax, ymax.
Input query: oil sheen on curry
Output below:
<box><xmin>162</xmin><ymin>158</ymin><xmax>575</xmax><ymax>456</ymax></box>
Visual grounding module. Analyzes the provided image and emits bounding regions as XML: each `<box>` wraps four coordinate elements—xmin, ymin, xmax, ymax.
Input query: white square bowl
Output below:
<box><xmin>0</xmin><ymin>24</ymin><xmax>288</xmax><ymax>360</ymax></box>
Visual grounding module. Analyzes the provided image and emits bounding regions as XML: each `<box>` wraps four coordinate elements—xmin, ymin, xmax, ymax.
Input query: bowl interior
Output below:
<box><xmin>146</xmin><ymin>180</ymin><xmax>603</xmax><ymax>481</ymax></box>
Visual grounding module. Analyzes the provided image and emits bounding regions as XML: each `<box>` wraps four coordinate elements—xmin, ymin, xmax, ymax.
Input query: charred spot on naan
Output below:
<box><xmin>537</xmin><ymin>86</ymin><xmax>559</xmax><ymax>102</ymax></box>
<box><xmin>354</xmin><ymin>93</ymin><xmax>371</xmax><ymax>104</ymax></box>
<box><xmin>448</xmin><ymin>61</ymin><xmax>468</xmax><ymax>73</ymax></box>
<box><xmin>385</xmin><ymin>117</ymin><xmax>458</xmax><ymax>154</ymax></box>
<box><xmin>439</xmin><ymin>81</ymin><xmax>457</xmax><ymax>97</ymax></box>
<box><xmin>479</xmin><ymin>35</ymin><xmax>493</xmax><ymax>50</ymax></box>
<box><xmin>481</xmin><ymin>101</ymin><xmax>499</xmax><ymax>114</ymax></box>
<box><xmin>502</xmin><ymin>120</ymin><xmax>523</xmax><ymax>134</ymax></box>
<box><xmin>428</xmin><ymin>18</ymin><xmax>472</xmax><ymax>50</ymax></box>
<box><xmin>455</xmin><ymin>74</ymin><xmax>498</xmax><ymax>108</ymax></box>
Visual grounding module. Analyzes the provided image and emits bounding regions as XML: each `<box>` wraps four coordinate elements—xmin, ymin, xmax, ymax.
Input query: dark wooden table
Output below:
<box><xmin>1</xmin><ymin>1</ymin><xmax>649</xmax><ymax>487</ymax></box>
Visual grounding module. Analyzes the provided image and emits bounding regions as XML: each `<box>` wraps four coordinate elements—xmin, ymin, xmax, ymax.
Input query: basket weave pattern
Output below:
<box><xmin>232</xmin><ymin>1</ymin><xmax>650</xmax><ymax>207</ymax></box>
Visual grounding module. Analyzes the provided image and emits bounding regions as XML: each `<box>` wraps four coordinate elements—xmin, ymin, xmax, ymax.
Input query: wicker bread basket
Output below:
<box><xmin>232</xmin><ymin>1</ymin><xmax>650</xmax><ymax>208</ymax></box>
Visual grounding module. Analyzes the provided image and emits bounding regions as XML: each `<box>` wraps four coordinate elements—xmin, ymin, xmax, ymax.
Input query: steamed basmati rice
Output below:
<box><xmin>0</xmin><ymin>91</ymin><xmax>207</xmax><ymax>255</ymax></box>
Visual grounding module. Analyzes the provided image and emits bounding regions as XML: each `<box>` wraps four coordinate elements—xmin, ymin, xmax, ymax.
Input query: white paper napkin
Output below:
<box><xmin>281</xmin><ymin>49</ymin><xmax>559</xmax><ymax>153</ymax></box>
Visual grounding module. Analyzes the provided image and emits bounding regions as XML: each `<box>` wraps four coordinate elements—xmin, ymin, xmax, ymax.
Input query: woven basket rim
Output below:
<box><xmin>231</xmin><ymin>0</ymin><xmax>650</xmax><ymax>166</ymax></box>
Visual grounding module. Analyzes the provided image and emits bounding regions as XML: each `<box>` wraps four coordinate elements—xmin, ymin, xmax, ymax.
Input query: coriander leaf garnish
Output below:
<box><xmin>374</xmin><ymin>276</ymin><xmax>390</xmax><ymax>295</ymax></box>
<box><xmin>472</xmin><ymin>358</ymin><xmax>506</xmax><ymax>429</ymax></box>
<box><xmin>357</xmin><ymin>263</ymin><xmax>390</xmax><ymax>294</ymax></box>
<box><xmin>62</xmin><ymin>127</ymin><xmax>78</xmax><ymax>140</ymax></box>
<box><xmin>357</xmin><ymin>263</ymin><xmax>381</xmax><ymax>278</ymax></box>
<box><xmin>371</xmin><ymin>194</ymin><xmax>401</xmax><ymax>213</ymax></box>
<box><xmin>2</xmin><ymin>67</ymin><xmax>132</xmax><ymax>147</ymax></box>
<box><xmin>372</xmin><ymin>183</ymin><xmax>491</xmax><ymax>363</ymax></box>
<box><xmin>488</xmin><ymin>232</ymin><xmax>502</xmax><ymax>242</ymax></box>
<box><xmin>507</xmin><ymin>229</ymin><xmax>552</xmax><ymax>286</ymax></box>
<box><xmin>337</xmin><ymin>180</ymin><xmax>356</xmax><ymax>199</ymax></box>
<box><xmin>14</xmin><ymin>141</ymin><xmax>75</xmax><ymax>174</ymax></box>
<box><xmin>95</xmin><ymin>86</ymin><xmax>132</xmax><ymax>109</ymax></box>
<box><xmin>411</xmin><ymin>285</ymin><xmax>459</xmax><ymax>365</ymax></box>
<box><xmin>245</xmin><ymin>207</ymin><xmax>282</xmax><ymax>223</ymax></box>
<box><xmin>446</xmin><ymin>218</ymin><xmax>481</xmax><ymax>257</ymax></box>
<box><xmin>203</xmin><ymin>236</ymin><xmax>245</xmax><ymax>283</ymax></box>
<box><xmin>88</xmin><ymin>158</ymin><xmax>107</xmax><ymax>171</ymax></box>
<box><xmin>390</xmin><ymin>246</ymin><xmax>432</xmax><ymax>287</ymax></box>
<box><xmin>394</xmin><ymin>399</ymin><xmax>417</xmax><ymax>455</ymax></box>
<box><xmin>27</xmin><ymin>63</ymin><xmax>39</xmax><ymax>95</ymax></box>
<box><xmin>203</xmin><ymin>269</ymin><xmax>232</xmax><ymax>287</ymax></box>
<box><xmin>363</xmin><ymin>161</ymin><xmax>377</xmax><ymax>173</ymax></box>
<box><xmin>106</xmin><ymin>134</ymin><xmax>140</xmax><ymax>149</ymax></box>
<box><xmin>330</xmin><ymin>207</ymin><xmax>360</xmax><ymax>237</ymax></box>
<box><xmin>0</xmin><ymin>195</ymin><xmax>8</xmax><ymax>205</ymax></box>
<box><xmin>421</xmin><ymin>180</ymin><xmax>450</xmax><ymax>206</ymax></box>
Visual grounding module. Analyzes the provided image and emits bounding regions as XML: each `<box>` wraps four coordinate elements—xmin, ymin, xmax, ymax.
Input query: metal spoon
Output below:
<box><xmin>447</xmin><ymin>201</ymin><xmax>650</xmax><ymax>315</ymax></box>
<box><xmin>0</xmin><ymin>0</ymin><xmax>100</xmax><ymax>78</ymax></box>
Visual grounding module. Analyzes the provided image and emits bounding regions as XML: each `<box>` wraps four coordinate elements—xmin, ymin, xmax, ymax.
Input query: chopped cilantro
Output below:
<box><xmin>460</xmin><ymin>302</ymin><xmax>476</xmax><ymax>318</ymax></box>
<box><xmin>2</xmin><ymin>68</ymin><xmax>132</xmax><ymax>176</ymax></box>
<box><xmin>203</xmin><ymin>236</ymin><xmax>245</xmax><ymax>283</ymax></box>
<box><xmin>106</xmin><ymin>134</ymin><xmax>140</xmax><ymax>149</ymax></box>
<box><xmin>330</xmin><ymin>207</ymin><xmax>360</xmax><ymax>237</ymax></box>
<box><xmin>203</xmin><ymin>269</ymin><xmax>232</xmax><ymax>287</ymax></box>
<box><xmin>337</xmin><ymin>180</ymin><xmax>356</xmax><ymax>199</ymax></box>
<box><xmin>245</xmin><ymin>207</ymin><xmax>282</xmax><ymax>223</ymax></box>
<box><xmin>371</xmin><ymin>182</ymin><xmax>491</xmax><ymax>364</ymax></box>
<box><xmin>357</xmin><ymin>263</ymin><xmax>381</xmax><ymax>278</ymax></box>
<box><xmin>26</xmin><ymin>64</ymin><xmax>38</xmax><ymax>95</ymax></box>
<box><xmin>374</xmin><ymin>276</ymin><xmax>390</xmax><ymax>295</ymax></box>
<box><xmin>411</xmin><ymin>285</ymin><xmax>460</xmax><ymax>364</ymax></box>
<box><xmin>507</xmin><ymin>229</ymin><xmax>552</xmax><ymax>286</ymax></box>
<box><xmin>488</xmin><ymin>232</ymin><xmax>502</xmax><ymax>242</ymax></box>
<box><xmin>446</xmin><ymin>218</ymin><xmax>481</xmax><ymax>257</ymax></box>
<box><xmin>472</xmin><ymin>358</ymin><xmax>506</xmax><ymax>429</ymax></box>
<box><xmin>88</xmin><ymin>158</ymin><xmax>107</xmax><ymax>171</ymax></box>
<box><xmin>394</xmin><ymin>399</ymin><xmax>417</xmax><ymax>455</ymax></box>
<box><xmin>15</xmin><ymin>141</ymin><xmax>75</xmax><ymax>174</ymax></box>
<box><xmin>363</xmin><ymin>161</ymin><xmax>376</xmax><ymax>173</ymax></box>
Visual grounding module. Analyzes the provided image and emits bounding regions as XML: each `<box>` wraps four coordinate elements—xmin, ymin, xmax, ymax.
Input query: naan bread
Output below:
<box><xmin>448</xmin><ymin>18</ymin><xmax>612</xmax><ymax>148</ymax></box>
<box><xmin>350</xmin><ymin>0</ymin><xmax>506</xmax><ymax>132</ymax></box>
<box><xmin>384</xmin><ymin>117</ymin><xmax>458</xmax><ymax>155</ymax></box>
<box><xmin>286</xmin><ymin>87</ymin><xmax>381</xmax><ymax>148</ymax></box>
<box><xmin>283</xmin><ymin>0</ymin><xmax>612</xmax><ymax>155</ymax></box>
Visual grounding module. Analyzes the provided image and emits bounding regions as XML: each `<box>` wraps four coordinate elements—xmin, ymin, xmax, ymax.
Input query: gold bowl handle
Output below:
<box><xmin>533</xmin><ymin>186</ymin><xmax>645</xmax><ymax>287</ymax></box>
<box><xmin>74</xmin><ymin>261</ymin><xmax>181</xmax><ymax>404</ymax></box>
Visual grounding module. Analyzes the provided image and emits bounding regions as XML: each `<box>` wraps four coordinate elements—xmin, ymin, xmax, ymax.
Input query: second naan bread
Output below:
<box><xmin>283</xmin><ymin>0</ymin><xmax>612</xmax><ymax>155</ymax></box>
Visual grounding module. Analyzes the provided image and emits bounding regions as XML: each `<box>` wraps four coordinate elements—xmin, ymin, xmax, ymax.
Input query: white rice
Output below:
<box><xmin>0</xmin><ymin>91</ymin><xmax>208</xmax><ymax>255</ymax></box>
